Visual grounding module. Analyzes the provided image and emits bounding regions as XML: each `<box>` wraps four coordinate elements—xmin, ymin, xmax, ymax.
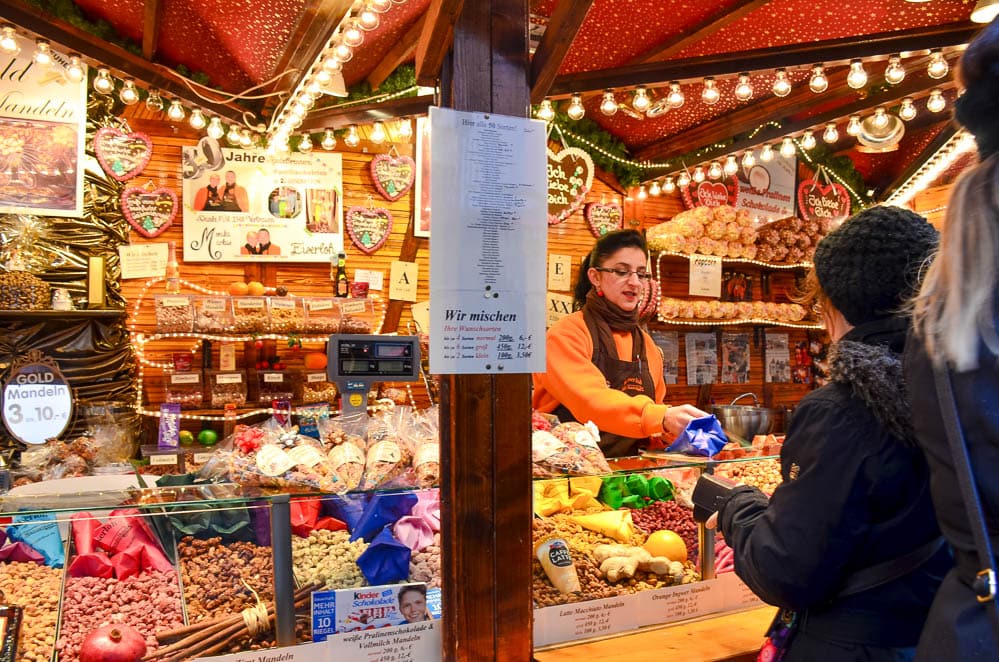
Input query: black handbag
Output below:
<box><xmin>932</xmin><ymin>363</ymin><xmax>999</xmax><ymax>639</ymax></box>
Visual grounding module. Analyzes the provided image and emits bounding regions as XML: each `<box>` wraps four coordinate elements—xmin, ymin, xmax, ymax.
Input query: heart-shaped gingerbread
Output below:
<box><xmin>121</xmin><ymin>186</ymin><xmax>178</xmax><ymax>238</ymax></box>
<box><xmin>680</xmin><ymin>176</ymin><xmax>740</xmax><ymax>209</ymax></box>
<box><xmin>346</xmin><ymin>206</ymin><xmax>393</xmax><ymax>254</ymax></box>
<box><xmin>584</xmin><ymin>202</ymin><xmax>623</xmax><ymax>238</ymax></box>
<box><xmin>797</xmin><ymin>179</ymin><xmax>850</xmax><ymax>222</ymax></box>
<box><xmin>547</xmin><ymin>147</ymin><xmax>594</xmax><ymax>225</ymax></box>
<box><xmin>370</xmin><ymin>153</ymin><xmax>416</xmax><ymax>202</ymax></box>
<box><xmin>94</xmin><ymin>127</ymin><xmax>152</xmax><ymax>182</ymax></box>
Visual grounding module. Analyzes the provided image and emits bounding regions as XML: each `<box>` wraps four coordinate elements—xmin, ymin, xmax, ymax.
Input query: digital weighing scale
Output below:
<box><xmin>326</xmin><ymin>334</ymin><xmax>421</xmax><ymax>416</ymax></box>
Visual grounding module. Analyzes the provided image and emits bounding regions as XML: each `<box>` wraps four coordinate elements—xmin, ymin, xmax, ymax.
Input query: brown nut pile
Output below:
<box><xmin>629</xmin><ymin>500</ymin><xmax>700</xmax><ymax>563</ymax></box>
<box><xmin>155</xmin><ymin>298</ymin><xmax>194</xmax><ymax>332</ymax></box>
<box><xmin>0</xmin><ymin>271</ymin><xmax>50</xmax><ymax>309</ymax></box>
<box><xmin>292</xmin><ymin>529</ymin><xmax>368</xmax><ymax>589</ymax></box>
<box><xmin>55</xmin><ymin>570</ymin><xmax>185</xmax><ymax>662</ymax></box>
<box><xmin>408</xmin><ymin>533</ymin><xmax>441</xmax><ymax>588</ymax></box>
<box><xmin>0</xmin><ymin>561</ymin><xmax>61</xmax><ymax>661</ymax></box>
<box><xmin>339</xmin><ymin>315</ymin><xmax>372</xmax><ymax>334</ymax></box>
<box><xmin>211</xmin><ymin>381</ymin><xmax>247</xmax><ymax>407</ymax></box>
<box><xmin>532</xmin><ymin>553</ymin><xmax>625</xmax><ymax>608</ymax></box>
<box><xmin>268</xmin><ymin>304</ymin><xmax>305</xmax><ymax>333</ymax></box>
<box><xmin>717</xmin><ymin>458</ymin><xmax>782</xmax><ymax>495</ymax></box>
<box><xmin>177</xmin><ymin>536</ymin><xmax>274</xmax><ymax>621</ymax></box>
<box><xmin>302</xmin><ymin>381</ymin><xmax>338</xmax><ymax>404</ymax></box>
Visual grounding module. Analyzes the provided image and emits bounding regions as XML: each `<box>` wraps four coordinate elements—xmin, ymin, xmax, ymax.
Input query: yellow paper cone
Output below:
<box><xmin>570</xmin><ymin>510</ymin><xmax>635</xmax><ymax>543</ymax></box>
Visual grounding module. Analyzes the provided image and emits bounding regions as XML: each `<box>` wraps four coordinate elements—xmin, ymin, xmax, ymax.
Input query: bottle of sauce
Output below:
<box><xmin>165</xmin><ymin>241</ymin><xmax>180</xmax><ymax>294</ymax></box>
<box><xmin>334</xmin><ymin>252</ymin><xmax>349</xmax><ymax>298</ymax></box>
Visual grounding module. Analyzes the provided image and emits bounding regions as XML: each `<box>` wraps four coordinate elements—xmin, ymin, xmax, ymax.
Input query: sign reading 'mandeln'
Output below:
<box><xmin>0</xmin><ymin>34</ymin><xmax>87</xmax><ymax>217</ymax></box>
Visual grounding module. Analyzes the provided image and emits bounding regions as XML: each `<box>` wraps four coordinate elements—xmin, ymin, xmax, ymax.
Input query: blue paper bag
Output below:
<box><xmin>665</xmin><ymin>415</ymin><xmax>729</xmax><ymax>457</ymax></box>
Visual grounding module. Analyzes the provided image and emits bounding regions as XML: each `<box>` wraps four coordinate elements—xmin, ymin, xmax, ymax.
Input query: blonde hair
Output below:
<box><xmin>912</xmin><ymin>155</ymin><xmax>999</xmax><ymax>370</ymax></box>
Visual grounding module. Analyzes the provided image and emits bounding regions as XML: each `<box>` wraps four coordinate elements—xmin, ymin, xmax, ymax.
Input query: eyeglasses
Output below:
<box><xmin>593</xmin><ymin>267</ymin><xmax>653</xmax><ymax>281</ymax></box>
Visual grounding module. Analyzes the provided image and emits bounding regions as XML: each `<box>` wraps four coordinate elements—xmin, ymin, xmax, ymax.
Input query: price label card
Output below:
<box><xmin>307</xmin><ymin>372</ymin><xmax>327</xmax><ymax>383</ymax></box>
<box><xmin>171</xmin><ymin>373</ymin><xmax>200</xmax><ymax>384</ymax></box>
<box><xmin>390</xmin><ymin>261</ymin><xmax>419</xmax><ymax>302</ymax></box>
<box><xmin>312</xmin><ymin>590</ymin><xmax>337</xmax><ymax>642</ymax></box>
<box><xmin>270</xmin><ymin>298</ymin><xmax>295</xmax><ymax>309</ymax></box>
<box><xmin>308</xmin><ymin>299</ymin><xmax>335</xmax><ymax>311</ymax></box>
<box><xmin>149</xmin><ymin>454</ymin><xmax>178</xmax><ymax>466</ymax></box>
<box><xmin>216</xmin><ymin>373</ymin><xmax>243</xmax><ymax>384</ymax></box>
<box><xmin>538</xmin><ymin>594</ymin><xmax>638</xmax><ymax>646</ymax></box>
<box><xmin>341</xmin><ymin>299</ymin><xmax>367</xmax><ymax>315</ymax></box>
<box><xmin>636</xmin><ymin>579</ymin><xmax>725</xmax><ymax>627</ymax></box>
<box><xmin>202</xmin><ymin>298</ymin><xmax>227</xmax><ymax>311</ymax></box>
<box><xmin>235</xmin><ymin>298</ymin><xmax>265</xmax><ymax>309</ymax></box>
<box><xmin>547</xmin><ymin>254</ymin><xmax>573</xmax><ymax>291</ymax></box>
<box><xmin>718</xmin><ymin>571</ymin><xmax>765</xmax><ymax>608</ymax></box>
<box><xmin>264</xmin><ymin>372</ymin><xmax>284</xmax><ymax>383</ymax></box>
<box><xmin>193</xmin><ymin>452</ymin><xmax>215</xmax><ymax>464</ymax></box>
<box><xmin>197</xmin><ymin>642</ymin><xmax>328</xmax><ymax>662</ymax></box>
<box><xmin>325</xmin><ymin>621</ymin><xmax>441</xmax><ymax>661</ymax></box>
<box><xmin>689</xmin><ymin>254</ymin><xmax>723</xmax><ymax>297</ymax></box>
<box><xmin>119</xmin><ymin>243</ymin><xmax>168</xmax><ymax>279</ymax></box>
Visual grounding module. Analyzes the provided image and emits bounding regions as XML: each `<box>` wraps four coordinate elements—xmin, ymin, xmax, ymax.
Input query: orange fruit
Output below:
<box><xmin>643</xmin><ymin>530</ymin><xmax>687</xmax><ymax>562</ymax></box>
<box><xmin>246</xmin><ymin>281</ymin><xmax>266</xmax><ymax>296</ymax></box>
<box><xmin>304</xmin><ymin>352</ymin><xmax>327</xmax><ymax>370</ymax></box>
<box><xmin>228</xmin><ymin>281</ymin><xmax>249</xmax><ymax>296</ymax></box>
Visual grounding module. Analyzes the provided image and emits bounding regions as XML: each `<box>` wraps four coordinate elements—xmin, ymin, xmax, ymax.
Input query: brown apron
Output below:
<box><xmin>553</xmin><ymin>309</ymin><xmax>657</xmax><ymax>457</ymax></box>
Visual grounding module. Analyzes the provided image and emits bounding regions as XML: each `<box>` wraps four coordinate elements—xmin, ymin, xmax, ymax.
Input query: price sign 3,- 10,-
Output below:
<box><xmin>2</xmin><ymin>350</ymin><xmax>74</xmax><ymax>445</ymax></box>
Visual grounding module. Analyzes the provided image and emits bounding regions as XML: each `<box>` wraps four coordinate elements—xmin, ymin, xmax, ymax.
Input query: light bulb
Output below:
<box><xmin>843</xmin><ymin>60</ymin><xmax>869</xmax><ymax>91</ymax></box>
<box><xmin>167</xmin><ymin>100</ymin><xmax>185</xmax><ymax>121</ymax></box>
<box><xmin>93</xmin><ymin>68</ymin><xmax>114</xmax><ymax>94</ymax></box>
<box><xmin>66</xmin><ymin>54</ymin><xmax>85</xmax><ymax>82</ymax></box>
<box><xmin>321</xmin><ymin>129</ymin><xmax>336</xmax><ymax>150</ymax></box>
<box><xmin>600</xmin><ymin>90</ymin><xmax>618</xmax><ymax>116</ymax></box>
<box><xmin>344</xmin><ymin>125</ymin><xmax>361</xmax><ymax>147</ymax></box>
<box><xmin>846</xmin><ymin>115</ymin><xmax>862</xmax><ymax>136</ymax></box>
<box><xmin>227</xmin><ymin>124</ymin><xmax>242</xmax><ymax>145</ymax></box>
<box><xmin>724</xmin><ymin>156</ymin><xmax>738</xmax><ymax>176</ymax></box>
<box><xmin>872</xmin><ymin>106</ymin><xmax>889</xmax><ymax>129</ymax></box>
<box><xmin>632</xmin><ymin>86</ymin><xmax>651</xmax><ymax>112</ymax></box>
<box><xmin>801</xmin><ymin>131</ymin><xmax>817</xmax><ymax>150</ymax></box>
<box><xmin>119</xmin><ymin>79</ymin><xmax>139</xmax><ymax>105</ymax></box>
<box><xmin>370</xmin><ymin>121</ymin><xmax>387</xmax><ymax>144</ymax></box>
<box><xmin>332</xmin><ymin>40</ymin><xmax>353</xmax><ymax>62</ymax></box>
<box><xmin>343</xmin><ymin>21</ymin><xmax>365</xmax><ymax>47</ymax></box>
<box><xmin>927</xmin><ymin>88</ymin><xmax>946</xmax><ymax>113</ymax></box>
<box><xmin>885</xmin><ymin>55</ymin><xmax>906</xmax><ymax>85</ymax></box>
<box><xmin>692</xmin><ymin>166</ymin><xmax>705</xmax><ymax>183</ymax></box>
<box><xmin>370</xmin><ymin>0</ymin><xmax>392</xmax><ymax>11</ymax></box>
<box><xmin>677</xmin><ymin>172</ymin><xmax>691</xmax><ymax>188</ymax></box>
<box><xmin>276</xmin><ymin>140</ymin><xmax>290</xmax><ymax>154</ymax></box>
<box><xmin>33</xmin><ymin>39</ymin><xmax>52</xmax><ymax>66</ymax></box>
<box><xmin>927</xmin><ymin>50</ymin><xmax>948</xmax><ymax>79</ymax></box>
<box><xmin>358</xmin><ymin>8</ymin><xmax>380</xmax><ymax>30</ymax></box>
<box><xmin>649</xmin><ymin>180</ymin><xmax>661</xmax><ymax>196</ymax></box>
<box><xmin>323</xmin><ymin>56</ymin><xmax>343</xmax><ymax>73</ymax></box>
<box><xmin>667</xmin><ymin>82</ymin><xmax>684</xmax><ymax>109</ymax></box>
<box><xmin>772</xmin><ymin>68</ymin><xmax>792</xmax><ymax>97</ymax></box>
<box><xmin>701</xmin><ymin>77</ymin><xmax>720</xmax><ymax>105</ymax></box>
<box><xmin>663</xmin><ymin>177</ymin><xmax>676</xmax><ymax>193</ymax></box>
<box><xmin>899</xmin><ymin>97</ymin><xmax>917</xmax><ymax>121</ymax></box>
<box><xmin>760</xmin><ymin>144</ymin><xmax>775</xmax><ymax>162</ymax></box>
<box><xmin>567</xmin><ymin>94</ymin><xmax>585</xmax><ymax>120</ymax></box>
<box><xmin>536</xmin><ymin>99</ymin><xmax>555</xmax><ymax>121</ymax></box>
<box><xmin>288</xmin><ymin>114</ymin><xmax>303</xmax><ymax>129</ymax></box>
<box><xmin>0</xmin><ymin>26</ymin><xmax>20</xmax><ymax>55</ymax></box>
<box><xmin>822</xmin><ymin>123</ymin><xmax>839</xmax><ymax>143</ymax></box>
<box><xmin>741</xmin><ymin>151</ymin><xmax>755</xmax><ymax>168</ymax></box>
<box><xmin>298</xmin><ymin>133</ymin><xmax>313</xmax><ymax>152</ymax></box>
<box><xmin>397</xmin><ymin>119</ymin><xmax>413</xmax><ymax>138</ymax></box>
<box><xmin>299</xmin><ymin>92</ymin><xmax>315</xmax><ymax>108</ymax></box>
<box><xmin>207</xmin><ymin>117</ymin><xmax>224</xmax><ymax>140</ymax></box>
<box><xmin>316</xmin><ymin>70</ymin><xmax>332</xmax><ymax>85</ymax></box>
<box><xmin>145</xmin><ymin>88</ymin><xmax>163</xmax><ymax>112</ymax></box>
<box><xmin>307</xmin><ymin>80</ymin><xmax>322</xmax><ymax>96</ymax></box>
<box><xmin>734</xmin><ymin>73</ymin><xmax>753</xmax><ymax>101</ymax></box>
<box><xmin>708</xmin><ymin>161</ymin><xmax>723</xmax><ymax>179</ymax></box>
<box><xmin>189</xmin><ymin>109</ymin><xmax>206</xmax><ymax>130</ymax></box>
<box><xmin>240</xmin><ymin>129</ymin><xmax>253</xmax><ymax>147</ymax></box>
<box><xmin>809</xmin><ymin>65</ymin><xmax>828</xmax><ymax>93</ymax></box>
<box><xmin>637</xmin><ymin>185</ymin><xmax>647</xmax><ymax>200</ymax></box>
<box><xmin>780</xmin><ymin>137</ymin><xmax>796</xmax><ymax>158</ymax></box>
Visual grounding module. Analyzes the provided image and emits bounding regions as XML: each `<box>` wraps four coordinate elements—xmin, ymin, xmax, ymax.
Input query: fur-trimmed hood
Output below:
<box><xmin>827</xmin><ymin>339</ymin><xmax>916</xmax><ymax>444</ymax></box>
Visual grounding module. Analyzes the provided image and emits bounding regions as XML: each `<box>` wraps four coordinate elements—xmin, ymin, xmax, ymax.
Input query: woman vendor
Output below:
<box><xmin>532</xmin><ymin>229</ymin><xmax>708</xmax><ymax>457</ymax></box>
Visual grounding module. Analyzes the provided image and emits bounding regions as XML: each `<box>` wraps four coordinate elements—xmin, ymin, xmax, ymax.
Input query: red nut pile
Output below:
<box><xmin>55</xmin><ymin>570</ymin><xmax>184</xmax><ymax>662</ymax></box>
<box><xmin>408</xmin><ymin>532</ymin><xmax>441</xmax><ymax>589</ymax></box>
<box><xmin>0</xmin><ymin>561</ymin><xmax>61</xmax><ymax>661</ymax></box>
<box><xmin>629</xmin><ymin>500</ymin><xmax>699</xmax><ymax>563</ymax></box>
<box><xmin>177</xmin><ymin>536</ymin><xmax>274</xmax><ymax>621</ymax></box>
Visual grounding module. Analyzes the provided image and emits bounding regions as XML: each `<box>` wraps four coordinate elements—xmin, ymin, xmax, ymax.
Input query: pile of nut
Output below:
<box><xmin>716</xmin><ymin>458</ymin><xmax>783</xmax><ymax>495</ymax></box>
<box><xmin>268</xmin><ymin>304</ymin><xmax>306</xmax><ymax>333</ymax></box>
<box><xmin>302</xmin><ymin>379</ymin><xmax>338</xmax><ymax>404</ymax></box>
<box><xmin>339</xmin><ymin>315</ymin><xmax>372</xmax><ymax>334</ymax></box>
<box><xmin>177</xmin><ymin>536</ymin><xmax>274</xmax><ymax>621</ymax></box>
<box><xmin>292</xmin><ymin>529</ymin><xmax>368</xmax><ymax>589</ymax></box>
<box><xmin>0</xmin><ymin>270</ymin><xmax>50</xmax><ymax>309</ymax></box>
<box><xmin>155</xmin><ymin>298</ymin><xmax>194</xmax><ymax>333</ymax></box>
<box><xmin>0</xmin><ymin>561</ymin><xmax>61</xmax><ymax>661</ymax></box>
<box><xmin>409</xmin><ymin>532</ymin><xmax>441</xmax><ymax>589</ymax></box>
<box><xmin>211</xmin><ymin>380</ymin><xmax>247</xmax><ymax>407</ymax></box>
<box><xmin>629</xmin><ymin>500</ymin><xmax>700</xmax><ymax>563</ymax></box>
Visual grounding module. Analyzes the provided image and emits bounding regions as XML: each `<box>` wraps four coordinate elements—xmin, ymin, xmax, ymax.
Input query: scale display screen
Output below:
<box><xmin>328</xmin><ymin>335</ymin><xmax>421</xmax><ymax>381</ymax></box>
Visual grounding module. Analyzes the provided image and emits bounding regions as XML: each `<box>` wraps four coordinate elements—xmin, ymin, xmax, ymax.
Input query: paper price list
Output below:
<box><xmin>545</xmin><ymin>596</ymin><xmax>637</xmax><ymax>643</ymax></box>
<box><xmin>435</xmin><ymin>331</ymin><xmax>534</xmax><ymax>366</ymax></box>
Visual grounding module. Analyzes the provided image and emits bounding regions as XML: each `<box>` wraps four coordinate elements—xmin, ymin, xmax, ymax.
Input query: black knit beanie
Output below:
<box><xmin>954</xmin><ymin>17</ymin><xmax>999</xmax><ymax>159</ymax></box>
<box><xmin>813</xmin><ymin>206</ymin><xmax>939</xmax><ymax>327</ymax></box>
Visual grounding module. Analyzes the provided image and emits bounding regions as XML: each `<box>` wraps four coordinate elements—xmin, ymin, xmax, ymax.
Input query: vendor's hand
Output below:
<box><xmin>662</xmin><ymin>404</ymin><xmax>711</xmax><ymax>439</ymax></box>
<box><xmin>705</xmin><ymin>512</ymin><xmax>718</xmax><ymax>530</ymax></box>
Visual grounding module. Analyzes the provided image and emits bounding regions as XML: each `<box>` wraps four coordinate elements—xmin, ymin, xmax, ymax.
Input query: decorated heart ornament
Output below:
<box><xmin>370</xmin><ymin>153</ymin><xmax>416</xmax><ymax>202</ymax></box>
<box><xmin>547</xmin><ymin>147</ymin><xmax>594</xmax><ymax>225</ymax></box>
<box><xmin>680</xmin><ymin>176</ymin><xmax>740</xmax><ymax>209</ymax></box>
<box><xmin>797</xmin><ymin>179</ymin><xmax>850</xmax><ymax>222</ymax></box>
<box><xmin>584</xmin><ymin>202</ymin><xmax>623</xmax><ymax>237</ymax></box>
<box><xmin>121</xmin><ymin>186</ymin><xmax>178</xmax><ymax>238</ymax></box>
<box><xmin>346</xmin><ymin>206</ymin><xmax>393</xmax><ymax>254</ymax></box>
<box><xmin>94</xmin><ymin>127</ymin><xmax>152</xmax><ymax>181</ymax></box>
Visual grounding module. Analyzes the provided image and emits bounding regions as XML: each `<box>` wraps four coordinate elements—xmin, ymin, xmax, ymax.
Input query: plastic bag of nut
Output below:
<box><xmin>231</xmin><ymin>296</ymin><xmax>269</xmax><ymax>332</ymax></box>
<box><xmin>318</xmin><ymin>414</ymin><xmax>368</xmax><ymax>490</ymax></box>
<box><xmin>155</xmin><ymin>295</ymin><xmax>195</xmax><ymax>333</ymax></box>
<box><xmin>0</xmin><ymin>269</ymin><xmax>50</xmax><ymax>310</ymax></box>
<box><xmin>359</xmin><ymin>408</ymin><xmax>416</xmax><ymax>490</ymax></box>
<box><xmin>398</xmin><ymin>406</ymin><xmax>439</xmax><ymax>489</ymax></box>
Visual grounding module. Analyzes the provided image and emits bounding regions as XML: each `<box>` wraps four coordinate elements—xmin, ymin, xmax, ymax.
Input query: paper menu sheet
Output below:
<box><xmin>765</xmin><ymin>332</ymin><xmax>791</xmax><ymax>383</ymax></box>
<box><xmin>685</xmin><ymin>332</ymin><xmax>718</xmax><ymax>385</ymax></box>
<box><xmin>428</xmin><ymin>107</ymin><xmax>548</xmax><ymax>374</ymax></box>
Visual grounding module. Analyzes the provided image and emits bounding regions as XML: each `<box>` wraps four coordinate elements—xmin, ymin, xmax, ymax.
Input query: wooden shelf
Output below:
<box><xmin>652</xmin><ymin>317</ymin><xmax>823</xmax><ymax>330</ymax></box>
<box><xmin>655</xmin><ymin>251</ymin><xmax>813</xmax><ymax>271</ymax></box>
<box><xmin>0</xmin><ymin>308</ymin><xmax>126</xmax><ymax>321</ymax></box>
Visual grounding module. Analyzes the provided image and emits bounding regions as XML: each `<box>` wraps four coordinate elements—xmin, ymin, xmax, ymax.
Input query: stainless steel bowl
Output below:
<box><xmin>712</xmin><ymin>393</ymin><xmax>773</xmax><ymax>446</ymax></box>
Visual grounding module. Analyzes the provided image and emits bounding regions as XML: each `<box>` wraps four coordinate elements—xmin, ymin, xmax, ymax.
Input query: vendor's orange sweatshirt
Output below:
<box><xmin>533</xmin><ymin>311</ymin><xmax>668</xmax><ymax>440</ymax></box>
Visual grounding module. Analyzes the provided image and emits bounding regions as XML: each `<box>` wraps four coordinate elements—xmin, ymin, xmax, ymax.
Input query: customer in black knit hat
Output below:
<box><xmin>814</xmin><ymin>205</ymin><xmax>939</xmax><ymax>328</ymax></box>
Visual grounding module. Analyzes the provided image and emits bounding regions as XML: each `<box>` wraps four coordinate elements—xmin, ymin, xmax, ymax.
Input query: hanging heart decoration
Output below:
<box><xmin>681</xmin><ymin>176</ymin><xmax>740</xmax><ymax>209</ymax></box>
<box><xmin>584</xmin><ymin>202</ymin><xmax>623</xmax><ymax>237</ymax></box>
<box><xmin>121</xmin><ymin>186</ymin><xmax>178</xmax><ymax>238</ymax></box>
<box><xmin>370</xmin><ymin>153</ymin><xmax>416</xmax><ymax>201</ymax></box>
<box><xmin>797</xmin><ymin>179</ymin><xmax>850</xmax><ymax>222</ymax></box>
<box><xmin>345</xmin><ymin>205</ymin><xmax>393</xmax><ymax>254</ymax></box>
<box><xmin>94</xmin><ymin>127</ymin><xmax>152</xmax><ymax>181</ymax></box>
<box><xmin>547</xmin><ymin>147</ymin><xmax>594</xmax><ymax>225</ymax></box>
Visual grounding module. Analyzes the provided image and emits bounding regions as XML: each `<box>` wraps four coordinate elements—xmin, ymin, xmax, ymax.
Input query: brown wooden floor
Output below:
<box><xmin>533</xmin><ymin>606</ymin><xmax>776</xmax><ymax>662</ymax></box>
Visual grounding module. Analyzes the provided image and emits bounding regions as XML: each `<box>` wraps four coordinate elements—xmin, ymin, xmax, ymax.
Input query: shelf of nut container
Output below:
<box><xmin>654</xmin><ymin>251</ymin><xmax>813</xmax><ymax>271</ymax></box>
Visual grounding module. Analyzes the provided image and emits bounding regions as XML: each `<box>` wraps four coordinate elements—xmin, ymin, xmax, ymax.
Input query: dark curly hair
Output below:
<box><xmin>572</xmin><ymin>229</ymin><xmax>648</xmax><ymax>310</ymax></box>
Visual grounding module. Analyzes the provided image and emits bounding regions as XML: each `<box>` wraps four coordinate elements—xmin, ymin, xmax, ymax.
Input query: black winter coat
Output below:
<box><xmin>905</xmin><ymin>331</ymin><xmax>999</xmax><ymax>660</ymax></box>
<box><xmin>719</xmin><ymin>323</ymin><xmax>951</xmax><ymax>660</ymax></box>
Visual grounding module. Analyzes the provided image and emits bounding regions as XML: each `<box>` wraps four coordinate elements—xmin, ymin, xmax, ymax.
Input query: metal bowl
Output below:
<box><xmin>712</xmin><ymin>393</ymin><xmax>772</xmax><ymax>446</ymax></box>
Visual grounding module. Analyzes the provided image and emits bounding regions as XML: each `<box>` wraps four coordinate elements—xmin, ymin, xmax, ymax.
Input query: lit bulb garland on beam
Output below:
<box><xmin>887</xmin><ymin>130</ymin><xmax>976</xmax><ymax>207</ymax></box>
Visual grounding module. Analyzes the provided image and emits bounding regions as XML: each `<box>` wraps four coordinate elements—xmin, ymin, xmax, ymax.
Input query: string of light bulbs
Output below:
<box><xmin>887</xmin><ymin>130</ymin><xmax>977</xmax><ymax>207</ymax></box>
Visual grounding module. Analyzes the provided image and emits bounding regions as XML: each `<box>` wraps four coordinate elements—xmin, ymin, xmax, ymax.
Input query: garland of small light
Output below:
<box><xmin>654</xmin><ymin>311</ymin><xmax>824</xmax><ymax>330</ymax></box>
<box><xmin>556</xmin><ymin>125</ymin><xmax>672</xmax><ymax>170</ymax></box>
<box><xmin>655</xmin><ymin>250</ymin><xmax>813</xmax><ymax>271</ymax></box>
<box><xmin>324</xmin><ymin>85</ymin><xmax>420</xmax><ymax>110</ymax></box>
<box><xmin>887</xmin><ymin>131</ymin><xmax>976</xmax><ymax>207</ymax></box>
<box><xmin>132</xmin><ymin>399</ymin><xmax>395</xmax><ymax>422</ymax></box>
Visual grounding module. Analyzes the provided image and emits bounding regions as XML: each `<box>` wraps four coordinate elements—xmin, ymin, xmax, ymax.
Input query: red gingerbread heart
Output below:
<box><xmin>797</xmin><ymin>179</ymin><xmax>850</xmax><ymax>222</ymax></box>
<box><xmin>94</xmin><ymin>127</ymin><xmax>152</xmax><ymax>182</ymax></box>
<box><xmin>121</xmin><ymin>186</ymin><xmax>177</xmax><ymax>238</ymax></box>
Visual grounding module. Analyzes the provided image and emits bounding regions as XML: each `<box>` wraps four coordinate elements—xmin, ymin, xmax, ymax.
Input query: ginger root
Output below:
<box><xmin>592</xmin><ymin>543</ymin><xmax>678</xmax><ymax>582</ymax></box>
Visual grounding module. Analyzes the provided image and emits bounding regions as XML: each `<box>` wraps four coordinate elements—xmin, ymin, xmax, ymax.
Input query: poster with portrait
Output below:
<box><xmin>413</xmin><ymin>116</ymin><xmax>431</xmax><ymax>238</ymax></box>
<box><xmin>733</xmin><ymin>149</ymin><xmax>796</xmax><ymax>223</ymax></box>
<box><xmin>765</xmin><ymin>332</ymin><xmax>791</xmax><ymax>383</ymax></box>
<box><xmin>181</xmin><ymin>144</ymin><xmax>344</xmax><ymax>262</ymax></box>
<box><xmin>685</xmin><ymin>332</ymin><xmax>718</xmax><ymax>386</ymax></box>
<box><xmin>0</xmin><ymin>34</ymin><xmax>87</xmax><ymax>217</ymax></box>
<box><xmin>720</xmin><ymin>332</ymin><xmax>751</xmax><ymax>384</ymax></box>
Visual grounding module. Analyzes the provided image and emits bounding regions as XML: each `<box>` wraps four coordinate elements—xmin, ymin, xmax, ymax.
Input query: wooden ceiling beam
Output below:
<box><xmin>878</xmin><ymin>121</ymin><xmax>958</xmax><ymax>201</ymax></box>
<box><xmin>299</xmin><ymin>93</ymin><xmax>434</xmax><ymax>131</ymax></box>
<box><xmin>529</xmin><ymin>0</ymin><xmax>595</xmax><ymax>104</ymax></box>
<box><xmin>368</xmin><ymin>14</ymin><xmax>426</xmax><ymax>90</ymax></box>
<box><xmin>548</xmin><ymin>21</ymin><xmax>980</xmax><ymax>97</ymax></box>
<box><xmin>0</xmin><ymin>0</ymin><xmax>251</xmax><ymax>125</ymax></box>
<box><xmin>634</xmin><ymin>0</ymin><xmax>773</xmax><ymax>64</ymax></box>
<box><xmin>141</xmin><ymin>0</ymin><xmax>161</xmax><ymax>61</ymax></box>
<box><xmin>415</xmin><ymin>0</ymin><xmax>465</xmax><ymax>87</ymax></box>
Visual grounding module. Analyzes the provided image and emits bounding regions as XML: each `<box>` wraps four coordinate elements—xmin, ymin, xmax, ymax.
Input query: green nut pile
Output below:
<box><xmin>292</xmin><ymin>529</ymin><xmax>368</xmax><ymax>589</ymax></box>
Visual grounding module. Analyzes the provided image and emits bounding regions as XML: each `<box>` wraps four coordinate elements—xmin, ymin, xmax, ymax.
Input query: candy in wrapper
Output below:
<box><xmin>355</xmin><ymin>527</ymin><xmax>412</xmax><ymax>585</ymax></box>
<box><xmin>665</xmin><ymin>415</ymin><xmax>729</xmax><ymax>457</ymax></box>
<box><xmin>6</xmin><ymin>513</ymin><xmax>63</xmax><ymax>567</ymax></box>
<box><xmin>70</xmin><ymin>512</ymin><xmax>99</xmax><ymax>555</ymax></box>
<box><xmin>110</xmin><ymin>543</ymin><xmax>144</xmax><ymax>580</ymax></box>
<box><xmin>534</xmin><ymin>538</ymin><xmax>581</xmax><ymax>594</ymax></box>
